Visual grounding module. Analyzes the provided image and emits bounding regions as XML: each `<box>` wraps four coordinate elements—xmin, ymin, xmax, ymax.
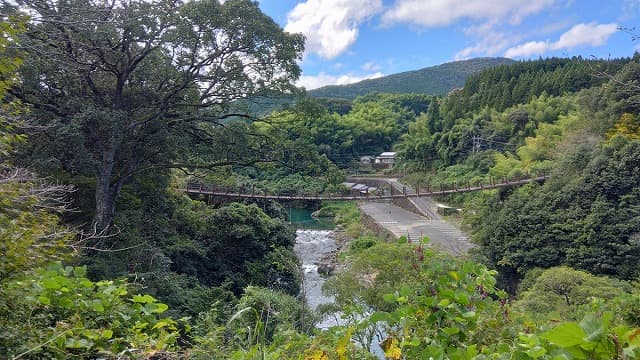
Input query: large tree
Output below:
<box><xmin>9</xmin><ymin>0</ymin><xmax>304</xmax><ymax>231</ymax></box>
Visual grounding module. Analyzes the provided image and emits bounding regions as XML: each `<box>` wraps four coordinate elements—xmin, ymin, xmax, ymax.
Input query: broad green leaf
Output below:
<box><xmin>81</xmin><ymin>329</ymin><xmax>100</xmax><ymax>340</ymax></box>
<box><xmin>580</xmin><ymin>314</ymin><xmax>605</xmax><ymax>342</ymax></box>
<box><xmin>370</xmin><ymin>311</ymin><xmax>389</xmax><ymax>323</ymax></box>
<box><xmin>454</xmin><ymin>292</ymin><xmax>469</xmax><ymax>305</ymax></box>
<box><xmin>92</xmin><ymin>300</ymin><xmax>105</xmax><ymax>312</ymax></box>
<box><xmin>443</xmin><ymin>327</ymin><xmax>460</xmax><ymax>335</ymax></box>
<box><xmin>73</xmin><ymin>266</ymin><xmax>87</xmax><ymax>278</ymax></box>
<box><xmin>152</xmin><ymin>302</ymin><xmax>169</xmax><ymax>314</ymax></box>
<box><xmin>152</xmin><ymin>320</ymin><xmax>171</xmax><ymax>330</ymax></box>
<box><xmin>42</xmin><ymin>277</ymin><xmax>61</xmax><ymax>290</ymax></box>
<box><xmin>132</xmin><ymin>294</ymin><xmax>156</xmax><ymax>303</ymax></box>
<box><xmin>383</xmin><ymin>293</ymin><xmax>396</xmax><ymax>303</ymax></box>
<box><xmin>462</xmin><ymin>311</ymin><xmax>476</xmax><ymax>318</ymax></box>
<box><xmin>541</xmin><ymin>322</ymin><xmax>586</xmax><ymax>348</ymax></box>
<box><xmin>526</xmin><ymin>346</ymin><xmax>546</xmax><ymax>358</ymax></box>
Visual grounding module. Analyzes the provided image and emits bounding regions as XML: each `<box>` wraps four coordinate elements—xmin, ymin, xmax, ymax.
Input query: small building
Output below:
<box><xmin>360</xmin><ymin>155</ymin><xmax>374</xmax><ymax>164</ymax></box>
<box><xmin>374</xmin><ymin>152</ymin><xmax>397</xmax><ymax>168</ymax></box>
<box><xmin>341</xmin><ymin>182</ymin><xmax>374</xmax><ymax>195</ymax></box>
<box><xmin>352</xmin><ymin>184</ymin><xmax>369</xmax><ymax>194</ymax></box>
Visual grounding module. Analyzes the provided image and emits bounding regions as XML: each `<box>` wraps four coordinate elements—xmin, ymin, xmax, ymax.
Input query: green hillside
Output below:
<box><xmin>307</xmin><ymin>57</ymin><xmax>516</xmax><ymax>99</ymax></box>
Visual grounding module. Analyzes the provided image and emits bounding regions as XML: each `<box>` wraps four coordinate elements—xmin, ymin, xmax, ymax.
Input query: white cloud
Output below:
<box><xmin>298</xmin><ymin>71</ymin><xmax>385</xmax><ymax>90</ymax></box>
<box><xmin>504</xmin><ymin>41</ymin><xmax>551</xmax><ymax>57</ymax></box>
<box><xmin>382</xmin><ymin>0</ymin><xmax>555</xmax><ymax>27</ymax></box>
<box><xmin>362</xmin><ymin>61</ymin><xmax>383</xmax><ymax>71</ymax></box>
<box><xmin>455</xmin><ymin>23</ymin><xmax>512</xmax><ymax>60</ymax></box>
<box><xmin>504</xmin><ymin>22</ymin><xmax>619</xmax><ymax>58</ymax></box>
<box><xmin>551</xmin><ymin>22</ymin><xmax>618</xmax><ymax>49</ymax></box>
<box><xmin>285</xmin><ymin>0</ymin><xmax>383</xmax><ymax>59</ymax></box>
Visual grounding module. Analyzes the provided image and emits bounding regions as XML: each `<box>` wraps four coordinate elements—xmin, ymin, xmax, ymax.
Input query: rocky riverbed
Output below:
<box><xmin>313</xmin><ymin>229</ymin><xmax>351</xmax><ymax>276</ymax></box>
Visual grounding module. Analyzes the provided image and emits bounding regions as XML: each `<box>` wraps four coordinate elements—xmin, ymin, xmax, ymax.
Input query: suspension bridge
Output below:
<box><xmin>184</xmin><ymin>173</ymin><xmax>548</xmax><ymax>201</ymax></box>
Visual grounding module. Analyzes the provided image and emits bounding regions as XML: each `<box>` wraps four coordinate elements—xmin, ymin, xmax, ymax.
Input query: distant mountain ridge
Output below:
<box><xmin>307</xmin><ymin>57</ymin><xmax>516</xmax><ymax>99</ymax></box>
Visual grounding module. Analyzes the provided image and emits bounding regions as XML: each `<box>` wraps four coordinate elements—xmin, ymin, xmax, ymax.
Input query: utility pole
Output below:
<box><xmin>472</xmin><ymin>135</ymin><xmax>480</xmax><ymax>158</ymax></box>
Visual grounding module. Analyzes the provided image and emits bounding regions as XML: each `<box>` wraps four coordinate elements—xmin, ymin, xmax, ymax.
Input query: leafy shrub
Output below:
<box><xmin>191</xmin><ymin>286</ymin><xmax>315</xmax><ymax>359</ymax></box>
<box><xmin>513</xmin><ymin>266</ymin><xmax>628</xmax><ymax>320</ymax></box>
<box><xmin>0</xmin><ymin>263</ymin><xmax>182</xmax><ymax>359</ymax></box>
<box><xmin>349</xmin><ymin>236</ymin><xmax>377</xmax><ymax>253</ymax></box>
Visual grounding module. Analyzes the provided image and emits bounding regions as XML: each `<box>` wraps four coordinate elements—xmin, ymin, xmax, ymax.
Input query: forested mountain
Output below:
<box><xmin>450</xmin><ymin>57</ymin><xmax>630</xmax><ymax>113</ymax></box>
<box><xmin>398</xmin><ymin>56</ymin><xmax>633</xmax><ymax>167</ymax></box>
<box><xmin>307</xmin><ymin>57</ymin><xmax>516</xmax><ymax>99</ymax></box>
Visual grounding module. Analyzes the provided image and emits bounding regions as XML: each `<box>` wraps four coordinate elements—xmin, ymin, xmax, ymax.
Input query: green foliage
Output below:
<box><xmin>308</xmin><ymin>238</ymin><xmax>640</xmax><ymax>359</ymax></box>
<box><xmin>615</xmin><ymin>290</ymin><xmax>640</xmax><ymax>327</ymax></box>
<box><xmin>0</xmin><ymin>14</ymin><xmax>26</xmax><ymax>157</ymax></box>
<box><xmin>267</xmin><ymin>94</ymin><xmax>434</xmax><ymax>170</ymax></box>
<box><xmin>323</xmin><ymin>241</ymin><xmax>430</xmax><ymax>314</ymax></box>
<box><xmin>332</xmin><ymin>201</ymin><xmax>360</xmax><ymax>223</ymax></box>
<box><xmin>608</xmin><ymin>113</ymin><xmax>640</xmax><ymax>139</ymax></box>
<box><xmin>191</xmin><ymin>286</ymin><xmax>314</xmax><ymax>359</ymax></box>
<box><xmin>12</xmin><ymin>0</ymin><xmax>305</xmax><ymax>230</ymax></box>
<box><xmin>233</xmin><ymin>286</ymin><xmax>314</xmax><ymax>340</ymax></box>
<box><xmin>0</xmin><ymin>263</ymin><xmax>182</xmax><ymax>359</ymax></box>
<box><xmin>514</xmin><ymin>267</ymin><xmax>629</xmax><ymax>320</ymax></box>
<box><xmin>507</xmin><ymin>312</ymin><xmax>640</xmax><ymax>359</ymax></box>
<box><xmin>170</xmin><ymin>199</ymin><xmax>296</xmax><ymax>293</ymax></box>
<box><xmin>348</xmin><ymin>236</ymin><xmax>378</xmax><ymax>253</ymax></box>
<box><xmin>0</xmin><ymin>15</ymin><xmax>75</xmax><ymax>282</ymax></box>
<box><xmin>246</xmin><ymin>247</ymin><xmax>302</xmax><ymax>296</ymax></box>
<box><xmin>0</xmin><ymin>179</ymin><xmax>74</xmax><ymax>281</ymax></box>
<box><xmin>137</xmin><ymin>272</ymin><xmax>236</xmax><ymax>319</ymax></box>
<box><xmin>308</xmin><ymin>57</ymin><xmax>515</xmax><ymax>99</ymax></box>
<box><xmin>331</xmin><ymin>201</ymin><xmax>370</xmax><ymax>238</ymax></box>
<box><xmin>83</xmin><ymin>179</ymin><xmax>300</xmax><ymax>318</ymax></box>
<box><xmin>396</xmin><ymin>57</ymin><xmax>629</xmax><ymax>175</ymax></box>
<box><xmin>376</xmin><ymin>261</ymin><xmax>508</xmax><ymax>359</ymax></box>
<box><xmin>458</xmin><ymin>57</ymin><xmax>627</xmax><ymax>113</ymax></box>
<box><xmin>472</xmin><ymin>138</ymin><xmax>640</xmax><ymax>290</ymax></box>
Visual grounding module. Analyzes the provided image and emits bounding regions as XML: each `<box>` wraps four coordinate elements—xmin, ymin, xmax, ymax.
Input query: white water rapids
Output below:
<box><xmin>293</xmin><ymin>230</ymin><xmax>386</xmax><ymax>357</ymax></box>
<box><xmin>293</xmin><ymin>229</ymin><xmax>342</xmax><ymax>328</ymax></box>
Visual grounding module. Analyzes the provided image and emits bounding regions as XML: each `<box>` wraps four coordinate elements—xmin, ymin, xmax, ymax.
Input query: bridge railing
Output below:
<box><xmin>185</xmin><ymin>182</ymin><xmax>361</xmax><ymax>199</ymax></box>
<box><xmin>186</xmin><ymin>170</ymin><xmax>548</xmax><ymax>199</ymax></box>
<box><xmin>413</xmin><ymin>170</ymin><xmax>548</xmax><ymax>194</ymax></box>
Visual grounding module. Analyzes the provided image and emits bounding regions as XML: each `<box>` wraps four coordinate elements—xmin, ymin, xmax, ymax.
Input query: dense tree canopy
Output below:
<box><xmin>470</xmin><ymin>137</ymin><xmax>640</xmax><ymax>291</ymax></box>
<box><xmin>9</xmin><ymin>0</ymin><xmax>304</xmax><ymax>230</ymax></box>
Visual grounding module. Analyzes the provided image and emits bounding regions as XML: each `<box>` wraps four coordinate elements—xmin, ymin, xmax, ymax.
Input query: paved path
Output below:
<box><xmin>387</xmin><ymin>179</ymin><xmax>440</xmax><ymax>220</ymax></box>
<box><xmin>360</xmin><ymin>201</ymin><xmax>473</xmax><ymax>256</ymax></box>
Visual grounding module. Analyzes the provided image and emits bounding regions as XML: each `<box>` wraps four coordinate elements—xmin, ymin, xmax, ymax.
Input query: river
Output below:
<box><xmin>290</xmin><ymin>208</ymin><xmax>384</xmax><ymax>357</ymax></box>
<box><xmin>289</xmin><ymin>208</ymin><xmax>341</xmax><ymax>328</ymax></box>
<box><xmin>293</xmin><ymin>229</ymin><xmax>341</xmax><ymax>328</ymax></box>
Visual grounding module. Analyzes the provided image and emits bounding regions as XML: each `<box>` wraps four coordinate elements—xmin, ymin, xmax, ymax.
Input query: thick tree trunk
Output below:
<box><xmin>93</xmin><ymin>144</ymin><xmax>121</xmax><ymax>233</ymax></box>
<box><xmin>94</xmin><ymin>174</ymin><xmax>118</xmax><ymax>232</ymax></box>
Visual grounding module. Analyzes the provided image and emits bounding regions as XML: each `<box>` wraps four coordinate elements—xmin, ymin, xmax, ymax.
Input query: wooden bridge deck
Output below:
<box><xmin>185</xmin><ymin>174</ymin><xmax>548</xmax><ymax>201</ymax></box>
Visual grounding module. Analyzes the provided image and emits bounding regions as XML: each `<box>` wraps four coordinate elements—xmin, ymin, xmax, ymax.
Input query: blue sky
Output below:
<box><xmin>256</xmin><ymin>0</ymin><xmax>640</xmax><ymax>90</ymax></box>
